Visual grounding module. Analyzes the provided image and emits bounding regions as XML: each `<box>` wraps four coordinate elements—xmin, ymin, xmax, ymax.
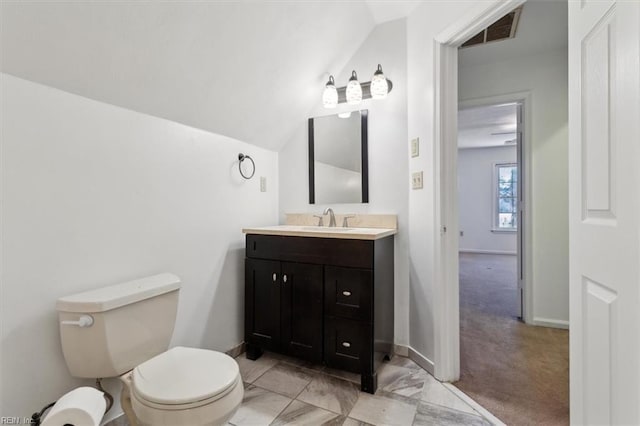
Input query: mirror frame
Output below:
<box><xmin>308</xmin><ymin>110</ymin><xmax>369</xmax><ymax>204</ymax></box>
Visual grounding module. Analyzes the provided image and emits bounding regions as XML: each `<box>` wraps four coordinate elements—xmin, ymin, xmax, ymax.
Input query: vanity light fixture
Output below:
<box><xmin>322</xmin><ymin>75</ymin><xmax>338</xmax><ymax>108</ymax></box>
<box><xmin>370</xmin><ymin>64</ymin><xmax>388</xmax><ymax>99</ymax></box>
<box><xmin>345</xmin><ymin>71</ymin><xmax>363</xmax><ymax>105</ymax></box>
<box><xmin>322</xmin><ymin>65</ymin><xmax>393</xmax><ymax>108</ymax></box>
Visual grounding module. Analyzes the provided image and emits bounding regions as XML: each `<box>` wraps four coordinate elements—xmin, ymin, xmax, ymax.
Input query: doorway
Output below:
<box><xmin>454</xmin><ymin>99</ymin><xmax>570</xmax><ymax>425</ymax></box>
<box><xmin>432</xmin><ymin>0</ymin><xmax>570</xmax><ymax>424</ymax></box>
<box><xmin>457</xmin><ymin>100</ymin><xmax>525</xmax><ymax>320</ymax></box>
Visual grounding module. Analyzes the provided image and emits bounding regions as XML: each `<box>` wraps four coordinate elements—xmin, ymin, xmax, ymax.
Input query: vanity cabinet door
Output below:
<box><xmin>281</xmin><ymin>262</ymin><xmax>323</xmax><ymax>363</ymax></box>
<box><xmin>245</xmin><ymin>258</ymin><xmax>282</xmax><ymax>352</ymax></box>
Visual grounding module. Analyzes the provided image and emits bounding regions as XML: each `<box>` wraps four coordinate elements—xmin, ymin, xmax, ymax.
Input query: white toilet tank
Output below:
<box><xmin>56</xmin><ymin>273</ymin><xmax>181</xmax><ymax>378</ymax></box>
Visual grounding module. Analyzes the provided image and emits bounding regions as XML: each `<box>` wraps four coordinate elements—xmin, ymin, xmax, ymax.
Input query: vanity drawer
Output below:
<box><xmin>246</xmin><ymin>234</ymin><xmax>373</xmax><ymax>269</ymax></box>
<box><xmin>324</xmin><ymin>317</ymin><xmax>372</xmax><ymax>374</ymax></box>
<box><xmin>325</xmin><ymin>266</ymin><xmax>373</xmax><ymax>322</ymax></box>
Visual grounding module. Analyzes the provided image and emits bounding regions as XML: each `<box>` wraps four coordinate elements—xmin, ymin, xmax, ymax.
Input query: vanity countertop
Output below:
<box><xmin>242</xmin><ymin>225</ymin><xmax>397</xmax><ymax>240</ymax></box>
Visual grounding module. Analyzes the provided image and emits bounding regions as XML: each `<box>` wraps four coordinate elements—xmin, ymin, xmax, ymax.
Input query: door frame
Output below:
<box><xmin>458</xmin><ymin>93</ymin><xmax>533</xmax><ymax>324</ymax></box>
<box><xmin>432</xmin><ymin>0</ymin><xmax>527</xmax><ymax>382</ymax></box>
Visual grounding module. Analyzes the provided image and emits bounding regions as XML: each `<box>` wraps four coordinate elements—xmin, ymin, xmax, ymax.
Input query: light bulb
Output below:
<box><xmin>322</xmin><ymin>75</ymin><xmax>338</xmax><ymax>108</ymax></box>
<box><xmin>345</xmin><ymin>70</ymin><xmax>362</xmax><ymax>105</ymax></box>
<box><xmin>370</xmin><ymin>64</ymin><xmax>388</xmax><ymax>99</ymax></box>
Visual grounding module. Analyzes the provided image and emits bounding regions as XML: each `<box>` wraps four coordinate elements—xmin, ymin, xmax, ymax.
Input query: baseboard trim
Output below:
<box><xmin>532</xmin><ymin>317</ymin><xmax>569</xmax><ymax>330</ymax></box>
<box><xmin>407</xmin><ymin>346</ymin><xmax>435</xmax><ymax>375</ymax></box>
<box><xmin>225</xmin><ymin>341</ymin><xmax>246</xmax><ymax>358</ymax></box>
<box><xmin>459</xmin><ymin>249</ymin><xmax>517</xmax><ymax>256</ymax></box>
<box><xmin>444</xmin><ymin>383</ymin><xmax>507</xmax><ymax>426</ymax></box>
<box><xmin>393</xmin><ymin>344</ymin><xmax>409</xmax><ymax>357</ymax></box>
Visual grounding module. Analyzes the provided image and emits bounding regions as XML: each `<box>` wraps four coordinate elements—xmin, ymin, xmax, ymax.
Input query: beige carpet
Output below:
<box><xmin>453</xmin><ymin>253</ymin><xmax>569</xmax><ymax>426</ymax></box>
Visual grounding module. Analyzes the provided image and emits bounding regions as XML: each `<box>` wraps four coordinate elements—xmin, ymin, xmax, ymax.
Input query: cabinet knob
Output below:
<box><xmin>272</xmin><ymin>273</ymin><xmax>277</xmax><ymax>282</ymax></box>
<box><xmin>342</xmin><ymin>291</ymin><xmax>351</xmax><ymax>297</ymax></box>
<box><xmin>283</xmin><ymin>274</ymin><xmax>288</xmax><ymax>283</ymax></box>
<box><xmin>342</xmin><ymin>342</ymin><xmax>351</xmax><ymax>348</ymax></box>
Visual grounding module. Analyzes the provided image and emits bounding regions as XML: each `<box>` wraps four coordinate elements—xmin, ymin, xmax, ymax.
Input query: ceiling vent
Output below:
<box><xmin>461</xmin><ymin>7</ymin><xmax>522</xmax><ymax>48</ymax></box>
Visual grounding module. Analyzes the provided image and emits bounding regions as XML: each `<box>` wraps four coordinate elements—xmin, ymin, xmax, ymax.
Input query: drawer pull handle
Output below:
<box><xmin>342</xmin><ymin>342</ymin><xmax>351</xmax><ymax>348</ymax></box>
<box><xmin>272</xmin><ymin>273</ymin><xmax>277</xmax><ymax>282</ymax></box>
<box><xmin>342</xmin><ymin>291</ymin><xmax>352</xmax><ymax>297</ymax></box>
<box><xmin>283</xmin><ymin>274</ymin><xmax>288</xmax><ymax>283</ymax></box>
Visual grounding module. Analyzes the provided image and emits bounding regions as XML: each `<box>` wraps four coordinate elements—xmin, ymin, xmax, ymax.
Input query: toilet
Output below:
<box><xmin>56</xmin><ymin>273</ymin><xmax>243</xmax><ymax>426</ymax></box>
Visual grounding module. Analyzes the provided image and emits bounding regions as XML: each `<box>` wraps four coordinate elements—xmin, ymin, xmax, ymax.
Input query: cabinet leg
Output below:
<box><xmin>245</xmin><ymin>343</ymin><xmax>263</xmax><ymax>360</ymax></box>
<box><xmin>361</xmin><ymin>373</ymin><xmax>377</xmax><ymax>394</ymax></box>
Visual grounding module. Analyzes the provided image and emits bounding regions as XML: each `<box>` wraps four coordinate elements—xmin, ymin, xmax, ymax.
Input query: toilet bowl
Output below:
<box><xmin>56</xmin><ymin>274</ymin><xmax>244</xmax><ymax>426</ymax></box>
<box><xmin>123</xmin><ymin>347</ymin><xmax>243</xmax><ymax>426</ymax></box>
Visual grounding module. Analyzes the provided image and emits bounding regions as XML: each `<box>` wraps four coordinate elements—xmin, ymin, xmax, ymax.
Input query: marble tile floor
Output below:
<box><xmin>229</xmin><ymin>351</ymin><xmax>496</xmax><ymax>426</ymax></box>
<box><xmin>105</xmin><ymin>351</ymin><xmax>497</xmax><ymax>426</ymax></box>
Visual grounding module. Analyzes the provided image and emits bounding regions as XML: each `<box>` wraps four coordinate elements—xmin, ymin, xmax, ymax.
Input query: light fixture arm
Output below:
<box><xmin>335</xmin><ymin>79</ymin><xmax>393</xmax><ymax>104</ymax></box>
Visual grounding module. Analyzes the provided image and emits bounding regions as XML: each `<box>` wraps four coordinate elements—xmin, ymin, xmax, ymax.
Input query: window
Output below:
<box><xmin>495</xmin><ymin>163</ymin><xmax>518</xmax><ymax>230</ymax></box>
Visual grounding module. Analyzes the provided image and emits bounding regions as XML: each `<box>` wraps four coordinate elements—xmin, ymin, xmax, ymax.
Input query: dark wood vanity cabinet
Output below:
<box><xmin>244</xmin><ymin>234</ymin><xmax>394</xmax><ymax>394</ymax></box>
<box><xmin>245</xmin><ymin>259</ymin><xmax>324</xmax><ymax>363</ymax></box>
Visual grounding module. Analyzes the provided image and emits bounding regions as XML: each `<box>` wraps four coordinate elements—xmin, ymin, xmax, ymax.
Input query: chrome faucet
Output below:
<box><xmin>323</xmin><ymin>208</ymin><xmax>337</xmax><ymax>227</ymax></box>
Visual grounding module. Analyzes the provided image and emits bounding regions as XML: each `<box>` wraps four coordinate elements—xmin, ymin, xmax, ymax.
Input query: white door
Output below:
<box><xmin>569</xmin><ymin>1</ymin><xmax>640</xmax><ymax>425</ymax></box>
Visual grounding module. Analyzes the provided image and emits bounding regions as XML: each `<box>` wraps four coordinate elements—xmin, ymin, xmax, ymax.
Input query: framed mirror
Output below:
<box><xmin>308</xmin><ymin>110</ymin><xmax>368</xmax><ymax>204</ymax></box>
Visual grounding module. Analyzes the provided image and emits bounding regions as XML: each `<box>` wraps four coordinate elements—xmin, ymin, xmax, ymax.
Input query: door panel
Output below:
<box><xmin>245</xmin><ymin>258</ymin><xmax>281</xmax><ymax>351</ymax></box>
<box><xmin>582</xmin><ymin>8</ymin><xmax>616</xmax><ymax>221</ymax></box>
<box><xmin>281</xmin><ymin>262</ymin><xmax>323</xmax><ymax>362</ymax></box>
<box><xmin>569</xmin><ymin>1</ymin><xmax>640</xmax><ymax>424</ymax></box>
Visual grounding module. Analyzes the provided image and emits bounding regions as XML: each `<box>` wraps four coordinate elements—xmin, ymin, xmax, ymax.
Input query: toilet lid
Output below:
<box><xmin>132</xmin><ymin>346</ymin><xmax>240</xmax><ymax>405</ymax></box>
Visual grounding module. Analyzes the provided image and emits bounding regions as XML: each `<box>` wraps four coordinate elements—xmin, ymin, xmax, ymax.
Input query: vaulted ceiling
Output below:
<box><xmin>1</xmin><ymin>1</ymin><xmax>413</xmax><ymax>151</ymax></box>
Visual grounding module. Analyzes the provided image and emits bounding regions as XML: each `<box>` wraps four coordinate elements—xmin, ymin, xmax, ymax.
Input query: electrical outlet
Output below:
<box><xmin>411</xmin><ymin>138</ymin><xmax>420</xmax><ymax>157</ymax></box>
<box><xmin>412</xmin><ymin>171</ymin><xmax>423</xmax><ymax>189</ymax></box>
<box><xmin>260</xmin><ymin>176</ymin><xmax>267</xmax><ymax>192</ymax></box>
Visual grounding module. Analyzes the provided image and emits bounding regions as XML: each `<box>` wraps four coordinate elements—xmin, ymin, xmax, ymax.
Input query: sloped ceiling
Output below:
<box><xmin>0</xmin><ymin>2</ymin><xmax>379</xmax><ymax>151</ymax></box>
<box><xmin>365</xmin><ymin>1</ymin><xmax>421</xmax><ymax>24</ymax></box>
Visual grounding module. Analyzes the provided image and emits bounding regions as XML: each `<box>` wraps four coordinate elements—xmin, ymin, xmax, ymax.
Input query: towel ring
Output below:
<box><xmin>238</xmin><ymin>153</ymin><xmax>255</xmax><ymax>179</ymax></box>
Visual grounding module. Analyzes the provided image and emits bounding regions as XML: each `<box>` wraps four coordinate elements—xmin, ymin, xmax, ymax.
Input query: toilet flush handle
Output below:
<box><xmin>61</xmin><ymin>315</ymin><xmax>94</xmax><ymax>328</ymax></box>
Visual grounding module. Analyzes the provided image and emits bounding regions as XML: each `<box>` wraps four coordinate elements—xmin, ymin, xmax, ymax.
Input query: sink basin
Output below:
<box><xmin>301</xmin><ymin>227</ymin><xmax>353</xmax><ymax>232</ymax></box>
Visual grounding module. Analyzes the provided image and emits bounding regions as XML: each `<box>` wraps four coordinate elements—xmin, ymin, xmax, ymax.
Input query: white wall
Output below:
<box><xmin>406</xmin><ymin>0</ymin><xmax>473</xmax><ymax>370</ymax></box>
<box><xmin>459</xmin><ymin>48</ymin><xmax>569</xmax><ymax>326</ymax></box>
<box><xmin>0</xmin><ymin>74</ymin><xmax>279</xmax><ymax>421</ymax></box>
<box><xmin>279</xmin><ymin>19</ymin><xmax>410</xmax><ymax>346</ymax></box>
<box><xmin>458</xmin><ymin>146</ymin><xmax>517</xmax><ymax>254</ymax></box>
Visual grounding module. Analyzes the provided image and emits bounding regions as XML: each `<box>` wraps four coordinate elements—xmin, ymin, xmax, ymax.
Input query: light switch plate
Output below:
<box><xmin>411</xmin><ymin>138</ymin><xmax>420</xmax><ymax>157</ymax></box>
<box><xmin>260</xmin><ymin>176</ymin><xmax>267</xmax><ymax>192</ymax></box>
<box><xmin>412</xmin><ymin>171</ymin><xmax>423</xmax><ymax>189</ymax></box>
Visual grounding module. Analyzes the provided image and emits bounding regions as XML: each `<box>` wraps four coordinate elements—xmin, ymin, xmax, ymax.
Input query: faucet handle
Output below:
<box><xmin>342</xmin><ymin>215</ymin><xmax>355</xmax><ymax>228</ymax></box>
<box><xmin>313</xmin><ymin>215</ymin><xmax>324</xmax><ymax>227</ymax></box>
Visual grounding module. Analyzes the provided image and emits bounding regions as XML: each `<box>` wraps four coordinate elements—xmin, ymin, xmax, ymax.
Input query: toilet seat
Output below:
<box><xmin>132</xmin><ymin>346</ymin><xmax>240</xmax><ymax>410</ymax></box>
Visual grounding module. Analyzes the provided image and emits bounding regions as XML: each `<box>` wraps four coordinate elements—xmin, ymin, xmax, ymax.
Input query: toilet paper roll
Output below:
<box><xmin>41</xmin><ymin>386</ymin><xmax>106</xmax><ymax>426</ymax></box>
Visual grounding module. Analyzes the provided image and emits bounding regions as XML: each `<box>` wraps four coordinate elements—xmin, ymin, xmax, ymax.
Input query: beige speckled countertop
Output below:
<box><xmin>242</xmin><ymin>225</ymin><xmax>397</xmax><ymax>240</ymax></box>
